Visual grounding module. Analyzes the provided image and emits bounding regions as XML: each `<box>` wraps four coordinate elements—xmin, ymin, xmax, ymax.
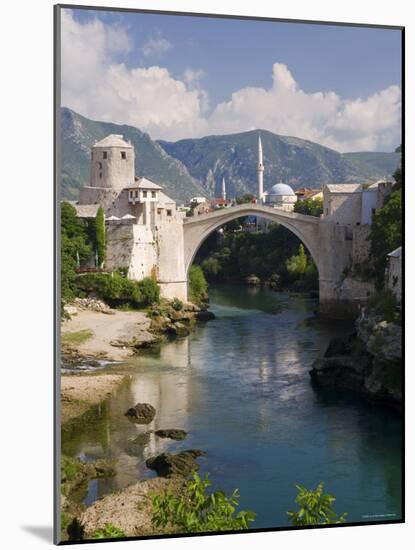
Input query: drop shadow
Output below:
<box><xmin>21</xmin><ymin>525</ymin><xmax>53</xmax><ymax>543</ymax></box>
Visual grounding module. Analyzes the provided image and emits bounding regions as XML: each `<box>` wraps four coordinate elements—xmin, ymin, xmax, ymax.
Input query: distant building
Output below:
<box><xmin>190</xmin><ymin>196</ymin><xmax>207</xmax><ymax>205</ymax></box>
<box><xmin>263</xmin><ymin>182</ymin><xmax>298</xmax><ymax>212</ymax></box>
<box><xmin>322</xmin><ymin>180</ymin><xmax>393</xmax><ymax>225</ymax></box>
<box><xmin>295</xmin><ymin>188</ymin><xmax>323</xmax><ymax>201</ymax></box>
<box><xmin>386</xmin><ymin>246</ymin><xmax>402</xmax><ymax>301</ymax></box>
<box><xmin>256</xmin><ymin>135</ymin><xmax>297</xmax><ymax>212</ymax></box>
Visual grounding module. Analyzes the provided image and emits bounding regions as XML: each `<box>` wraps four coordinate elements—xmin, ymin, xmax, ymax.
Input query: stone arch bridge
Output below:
<box><xmin>182</xmin><ymin>204</ymin><xmax>356</xmax><ymax>318</ymax></box>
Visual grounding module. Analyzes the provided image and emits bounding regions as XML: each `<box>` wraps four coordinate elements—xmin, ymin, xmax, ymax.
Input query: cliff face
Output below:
<box><xmin>310</xmin><ymin>314</ymin><xmax>402</xmax><ymax>407</ymax></box>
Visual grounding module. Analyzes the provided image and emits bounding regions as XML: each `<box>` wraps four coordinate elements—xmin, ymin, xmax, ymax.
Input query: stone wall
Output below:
<box><xmin>91</xmin><ymin>146</ymin><xmax>135</xmax><ymax>190</ymax></box>
<box><xmin>324</xmin><ymin>190</ymin><xmax>362</xmax><ymax>224</ymax></box>
<box><xmin>352</xmin><ymin>225</ymin><xmax>372</xmax><ymax>266</ymax></box>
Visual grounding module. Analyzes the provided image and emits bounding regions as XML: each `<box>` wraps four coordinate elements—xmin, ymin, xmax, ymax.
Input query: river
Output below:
<box><xmin>62</xmin><ymin>284</ymin><xmax>402</xmax><ymax>529</ymax></box>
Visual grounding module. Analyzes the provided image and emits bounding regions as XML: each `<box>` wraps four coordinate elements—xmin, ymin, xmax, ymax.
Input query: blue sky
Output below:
<box><xmin>61</xmin><ymin>7</ymin><xmax>402</xmax><ymax>152</ymax></box>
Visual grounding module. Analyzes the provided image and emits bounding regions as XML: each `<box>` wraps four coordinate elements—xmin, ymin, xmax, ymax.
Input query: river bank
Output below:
<box><xmin>60</xmin><ymin>284</ymin><xmax>402</xmax><ymax>540</ymax></box>
<box><xmin>310</xmin><ymin>312</ymin><xmax>402</xmax><ymax>409</ymax></box>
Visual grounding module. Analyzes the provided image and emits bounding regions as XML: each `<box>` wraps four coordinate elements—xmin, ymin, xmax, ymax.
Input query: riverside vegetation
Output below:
<box><xmin>196</xmin><ymin>198</ymin><xmax>322</xmax><ymax>293</ymax></box>
<box><xmin>60</xmin><ymin>169</ymin><xmax>400</xmax><ymax>539</ymax></box>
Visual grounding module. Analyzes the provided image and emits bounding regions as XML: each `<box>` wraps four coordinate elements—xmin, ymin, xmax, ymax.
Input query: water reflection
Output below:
<box><xmin>62</xmin><ymin>284</ymin><xmax>402</xmax><ymax>527</ymax></box>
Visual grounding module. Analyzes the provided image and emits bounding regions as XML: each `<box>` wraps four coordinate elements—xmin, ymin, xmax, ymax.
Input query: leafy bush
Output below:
<box><xmin>367</xmin><ymin>289</ymin><xmax>400</xmax><ymax>324</ymax></box>
<box><xmin>171</xmin><ymin>298</ymin><xmax>184</xmax><ymax>311</ymax></box>
<box><xmin>76</xmin><ymin>273</ymin><xmax>160</xmax><ymax>308</ymax></box>
<box><xmin>61</xmin><ymin>202</ymin><xmax>92</xmax><ymax>306</ymax></box>
<box><xmin>287</xmin><ymin>483</ymin><xmax>347</xmax><ymax>526</ymax></box>
<box><xmin>151</xmin><ymin>472</ymin><xmax>256</xmax><ymax>533</ymax></box>
<box><xmin>90</xmin><ymin>523</ymin><xmax>126</xmax><ymax>539</ymax></box>
<box><xmin>294</xmin><ymin>197</ymin><xmax>323</xmax><ymax>217</ymax></box>
<box><xmin>201</xmin><ymin>257</ymin><xmax>222</xmax><ymax>280</ymax></box>
<box><xmin>189</xmin><ymin>265</ymin><xmax>208</xmax><ymax>305</ymax></box>
<box><xmin>370</xmin><ymin>190</ymin><xmax>402</xmax><ymax>289</ymax></box>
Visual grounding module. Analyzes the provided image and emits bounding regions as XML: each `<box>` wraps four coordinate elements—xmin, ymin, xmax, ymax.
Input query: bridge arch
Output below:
<box><xmin>183</xmin><ymin>204</ymin><xmax>324</xmax><ymax>280</ymax></box>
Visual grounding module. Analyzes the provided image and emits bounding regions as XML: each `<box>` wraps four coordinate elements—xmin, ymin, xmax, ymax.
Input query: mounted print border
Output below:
<box><xmin>54</xmin><ymin>4</ymin><xmax>405</xmax><ymax>545</ymax></box>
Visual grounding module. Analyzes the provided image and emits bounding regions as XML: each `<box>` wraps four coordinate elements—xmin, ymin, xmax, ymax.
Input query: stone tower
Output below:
<box><xmin>257</xmin><ymin>135</ymin><xmax>264</xmax><ymax>202</ymax></box>
<box><xmin>90</xmin><ymin>134</ymin><xmax>135</xmax><ymax>191</ymax></box>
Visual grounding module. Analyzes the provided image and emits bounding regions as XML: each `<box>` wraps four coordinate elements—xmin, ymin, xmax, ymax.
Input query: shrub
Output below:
<box><xmin>367</xmin><ymin>289</ymin><xmax>400</xmax><ymax>324</ymax></box>
<box><xmin>294</xmin><ymin>197</ymin><xmax>323</xmax><ymax>217</ymax></box>
<box><xmin>171</xmin><ymin>297</ymin><xmax>184</xmax><ymax>311</ymax></box>
<box><xmin>151</xmin><ymin>472</ymin><xmax>256</xmax><ymax>533</ymax></box>
<box><xmin>370</xmin><ymin>190</ymin><xmax>402</xmax><ymax>289</ymax></box>
<box><xmin>189</xmin><ymin>265</ymin><xmax>208</xmax><ymax>305</ymax></box>
<box><xmin>90</xmin><ymin>523</ymin><xmax>126</xmax><ymax>539</ymax></box>
<box><xmin>75</xmin><ymin>273</ymin><xmax>159</xmax><ymax>308</ymax></box>
<box><xmin>287</xmin><ymin>483</ymin><xmax>347</xmax><ymax>526</ymax></box>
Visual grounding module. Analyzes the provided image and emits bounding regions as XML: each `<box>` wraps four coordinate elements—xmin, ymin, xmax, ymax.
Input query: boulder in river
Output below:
<box><xmin>125</xmin><ymin>403</ymin><xmax>156</xmax><ymax>424</ymax></box>
<box><xmin>195</xmin><ymin>310</ymin><xmax>215</xmax><ymax>322</ymax></box>
<box><xmin>146</xmin><ymin>449</ymin><xmax>205</xmax><ymax>477</ymax></box>
<box><xmin>155</xmin><ymin>429</ymin><xmax>187</xmax><ymax>441</ymax></box>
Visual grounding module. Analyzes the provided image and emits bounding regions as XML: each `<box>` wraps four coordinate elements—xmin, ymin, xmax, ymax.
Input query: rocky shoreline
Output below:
<box><xmin>61</xmin><ymin>399</ymin><xmax>206</xmax><ymax>541</ymax></box>
<box><xmin>60</xmin><ymin>297</ymin><xmax>215</xmax><ymax>540</ymax></box>
<box><xmin>310</xmin><ymin>312</ymin><xmax>402</xmax><ymax>409</ymax></box>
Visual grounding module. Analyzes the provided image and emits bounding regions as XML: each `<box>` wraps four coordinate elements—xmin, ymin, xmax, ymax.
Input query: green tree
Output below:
<box><xmin>189</xmin><ymin>265</ymin><xmax>208</xmax><ymax>304</ymax></box>
<box><xmin>294</xmin><ymin>197</ymin><xmax>323</xmax><ymax>217</ymax></box>
<box><xmin>286</xmin><ymin>244</ymin><xmax>308</xmax><ymax>276</ymax></box>
<box><xmin>287</xmin><ymin>483</ymin><xmax>347</xmax><ymax>526</ymax></box>
<box><xmin>61</xmin><ymin>202</ymin><xmax>91</xmax><ymax>305</ymax></box>
<box><xmin>151</xmin><ymin>472</ymin><xmax>256</xmax><ymax>533</ymax></box>
<box><xmin>201</xmin><ymin>257</ymin><xmax>221</xmax><ymax>279</ymax></box>
<box><xmin>95</xmin><ymin>206</ymin><xmax>106</xmax><ymax>268</ymax></box>
<box><xmin>236</xmin><ymin>193</ymin><xmax>255</xmax><ymax>204</ymax></box>
<box><xmin>370</xmin><ymin>190</ymin><xmax>402</xmax><ymax>288</ymax></box>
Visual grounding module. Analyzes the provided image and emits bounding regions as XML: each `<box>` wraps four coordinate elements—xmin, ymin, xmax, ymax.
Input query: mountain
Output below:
<box><xmin>158</xmin><ymin>130</ymin><xmax>401</xmax><ymax>198</ymax></box>
<box><xmin>342</xmin><ymin>152</ymin><xmax>401</xmax><ymax>180</ymax></box>
<box><xmin>60</xmin><ymin>108</ymin><xmax>207</xmax><ymax>202</ymax></box>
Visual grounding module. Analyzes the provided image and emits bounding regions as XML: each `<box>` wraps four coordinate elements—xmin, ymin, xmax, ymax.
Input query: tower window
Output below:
<box><xmin>121</xmin><ymin>151</ymin><xmax>126</xmax><ymax>159</ymax></box>
<box><xmin>151</xmin><ymin>191</ymin><xmax>156</xmax><ymax>198</ymax></box>
<box><xmin>167</xmin><ymin>209</ymin><xmax>172</xmax><ymax>217</ymax></box>
<box><xmin>103</xmin><ymin>151</ymin><xmax>107</xmax><ymax>159</ymax></box>
<box><xmin>143</xmin><ymin>191</ymin><xmax>148</xmax><ymax>198</ymax></box>
<box><xmin>99</xmin><ymin>172</ymin><xmax>102</xmax><ymax>179</ymax></box>
<box><xmin>98</xmin><ymin>162</ymin><xmax>102</xmax><ymax>169</ymax></box>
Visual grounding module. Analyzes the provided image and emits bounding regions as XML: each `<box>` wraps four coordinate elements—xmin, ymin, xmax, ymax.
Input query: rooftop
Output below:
<box><xmin>73</xmin><ymin>204</ymin><xmax>99</xmax><ymax>218</ymax></box>
<box><xmin>93</xmin><ymin>134</ymin><xmax>133</xmax><ymax>148</ymax></box>
<box><xmin>324</xmin><ymin>183</ymin><xmax>362</xmax><ymax>193</ymax></box>
<box><xmin>266</xmin><ymin>182</ymin><xmax>295</xmax><ymax>196</ymax></box>
<box><xmin>388</xmin><ymin>246</ymin><xmax>402</xmax><ymax>258</ymax></box>
<box><xmin>125</xmin><ymin>177</ymin><xmax>163</xmax><ymax>190</ymax></box>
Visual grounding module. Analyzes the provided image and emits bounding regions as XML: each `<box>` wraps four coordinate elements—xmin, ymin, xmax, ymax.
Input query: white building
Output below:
<box><xmin>75</xmin><ymin>134</ymin><xmax>187</xmax><ymax>300</ymax></box>
<box><xmin>263</xmin><ymin>182</ymin><xmax>298</xmax><ymax>212</ymax></box>
<box><xmin>322</xmin><ymin>180</ymin><xmax>393</xmax><ymax>225</ymax></box>
<box><xmin>257</xmin><ymin>135</ymin><xmax>297</xmax><ymax>212</ymax></box>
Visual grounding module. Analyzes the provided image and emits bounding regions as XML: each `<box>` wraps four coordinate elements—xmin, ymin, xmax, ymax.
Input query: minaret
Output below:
<box><xmin>221</xmin><ymin>176</ymin><xmax>226</xmax><ymax>200</ymax></box>
<box><xmin>257</xmin><ymin>135</ymin><xmax>264</xmax><ymax>202</ymax></box>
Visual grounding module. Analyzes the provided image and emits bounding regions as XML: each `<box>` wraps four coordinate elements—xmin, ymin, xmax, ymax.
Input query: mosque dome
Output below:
<box><xmin>267</xmin><ymin>182</ymin><xmax>295</xmax><ymax>196</ymax></box>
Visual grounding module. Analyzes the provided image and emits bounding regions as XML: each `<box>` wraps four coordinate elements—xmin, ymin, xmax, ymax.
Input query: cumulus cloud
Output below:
<box><xmin>183</xmin><ymin>68</ymin><xmax>206</xmax><ymax>86</ymax></box>
<box><xmin>61</xmin><ymin>10</ymin><xmax>207</xmax><ymax>140</ymax></box>
<box><xmin>207</xmin><ymin>63</ymin><xmax>401</xmax><ymax>152</ymax></box>
<box><xmin>61</xmin><ymin>10</ymin><xmax>401</xmax><ymax>151</ymax></box>
<box><xmin>142</xmin><ymin>33</ymin><xmax>172</xmax><ymax>58</ymax></box>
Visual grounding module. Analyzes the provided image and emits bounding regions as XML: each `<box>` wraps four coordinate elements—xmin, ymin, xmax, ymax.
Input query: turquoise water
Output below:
<box><xmin>62</xmin><ymin>284</ymin><xmax>402</xmax><ymax>529</ymax></box>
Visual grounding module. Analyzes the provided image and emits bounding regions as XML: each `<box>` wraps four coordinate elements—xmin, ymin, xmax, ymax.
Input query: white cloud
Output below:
<box><xmin>142</xmin><ymin>33</ymin><xmax>172</xmax><ymax>58</ymax></box>
<box><xmin>207</xmin><ymin>63</ymin><xmax>401</xmax><ymax>152</ymax></box>
<box><xmin>61</xmin><ymin>10</ymin><xmax>207</xmax><ymax>140</ymax></box>
<box><xmin>183</xmin><ymin>68</ymin><xmax>206</xmax><ymax>86</ymax></box>
<box><xmin>61</xmin><ymin>11</ymin><xmax>401</xmax><ymax>151</ymax></box>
